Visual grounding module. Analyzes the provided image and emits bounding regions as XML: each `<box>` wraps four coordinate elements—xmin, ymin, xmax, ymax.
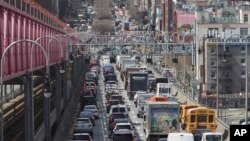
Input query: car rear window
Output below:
<box><xmin>113</xmin><ymin>133</ymin><xmax>133</xmax><ymax>141</ymax></box>
<box><xmin>73</xmin><ymin>135</ymin><xmax>91</xmax><ymax>140</ymax></box>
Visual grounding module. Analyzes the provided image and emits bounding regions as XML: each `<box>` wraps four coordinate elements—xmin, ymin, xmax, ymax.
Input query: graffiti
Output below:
<box><xmin>151</xmin><ymin>108</ymin><xmax>179</xmax><ymax>133</ymax></box>
<box><xmin>182</xmin><ymin>4</ymin><xmax>196</xmax><ymax>11</ymax></box>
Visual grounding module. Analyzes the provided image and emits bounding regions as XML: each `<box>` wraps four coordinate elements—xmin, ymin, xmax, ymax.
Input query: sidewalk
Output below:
<box><xmin>52</xmin><ymin>68</ymin><xmax>86</xmax><ymax>141</ymax></box>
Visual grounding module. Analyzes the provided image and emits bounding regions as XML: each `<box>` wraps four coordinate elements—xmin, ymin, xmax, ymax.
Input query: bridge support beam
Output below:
<box><xmin>23</xmin><ymin>72</ymin><xmax>34</xmax><ymax>141</ymax></box>
<box><xmin>55</xmin><ymin>66</ymin><xmax>62</xmax><ymax>125</ymax></box>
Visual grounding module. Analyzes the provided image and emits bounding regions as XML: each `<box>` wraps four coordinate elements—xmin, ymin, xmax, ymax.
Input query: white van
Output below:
<box><xmin>201</xmin><ymin>132</ymin><xmax>223</xmax><ymax>141</ymax></box>
<box><xmin>168</xmin><ymin>133</ymin><xmax>194</xmax><ymax>141</ymax></box>
<box><xmin>109</xmin><ymin>104</ymin><xmax>128</xmax><ymax>116</ymax></box>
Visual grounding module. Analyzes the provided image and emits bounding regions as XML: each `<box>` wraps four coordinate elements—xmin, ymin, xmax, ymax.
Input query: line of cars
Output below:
<box><xmin>100</xmin><ymin>55</ymin><xmax>138</xmax><ymax>141</ymax></box>
<box><xmin>70</xmin><ymin>56</ymin><xmax>101</xmax><ymax>141</ymax></box>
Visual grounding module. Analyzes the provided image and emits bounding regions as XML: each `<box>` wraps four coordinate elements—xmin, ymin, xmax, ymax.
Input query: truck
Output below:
<box><xmin>156</xmin><ymin>83</ymin><xmax>173</xmax><ymax>96</ymax></box>
<box><xmin>116</xmin><ymin>55</ymin><xmax>130</xmax><ymax>71</ymax></box>
<box><xmin>124</xmin><ymin>67</ymin><xmax>141</xmax><ymax>88</ymax></box>
<box><xmin>128</xmin><ymin>72</ymin><xmax>148</xmax><ymax>100</ymax></box>
<box><xmin>143</xmin><ymin>101</ymin><xmax>180</xmax><ymax>141</ymax></box>
<box><xmin>136</xmin><ymin>93</ymin><xmax>155</xmax><ymax>118</ymax></box>
<box><xmin>120</xmin><ymin>59</ymin><xmax>137</xmax><ymax>80</ymax></box>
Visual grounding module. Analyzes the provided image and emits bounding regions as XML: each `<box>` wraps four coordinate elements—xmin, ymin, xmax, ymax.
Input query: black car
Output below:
<box><xmin>80</xmin><ymin>95</ymin><xmax>97</xmax><ymax>110</ymax></box>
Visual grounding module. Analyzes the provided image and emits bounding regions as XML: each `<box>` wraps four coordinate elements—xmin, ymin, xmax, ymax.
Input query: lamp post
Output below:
<box><xmin>170</xmin><ymin>32</ymin><xmax>180</xmax><ymax>43</ymax></box>
<box><xmin>32</xmin><ymin>36</ymin><xmax>65</xmax><ymax>141</ymax></box>
<box><xmin>0</xmin><ymin>40</ymin><xmax>49</xmax><ymax>141</ymax></box>
<box><xmin>183</xmin><ymin>33</ymin><xmax>199</xmax><ymax>99</ymax></box>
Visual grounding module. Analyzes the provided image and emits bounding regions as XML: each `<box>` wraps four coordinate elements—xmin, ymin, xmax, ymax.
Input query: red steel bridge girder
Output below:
<box><xmin>0</xmin><ymin>2</ymin><xmax>70</xmax><ymax>82</ymax></box>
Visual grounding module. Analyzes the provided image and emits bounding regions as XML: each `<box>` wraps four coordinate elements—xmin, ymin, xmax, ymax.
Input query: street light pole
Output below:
<box><xmin>0</xmin><ymin>40</ymin><xmax>49</xmax><ymax>141</ymax></box>
<box><xmin>245</xmin><ymin>35</ymin><xmax>250</xmax><ymax>123</ymax></box>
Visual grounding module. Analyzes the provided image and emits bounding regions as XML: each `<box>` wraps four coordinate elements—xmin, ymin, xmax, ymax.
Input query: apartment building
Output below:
<box><xmin>196</xmin><ymin>1</ymin><xmax>250</xmax><ymax>107</ymax></box>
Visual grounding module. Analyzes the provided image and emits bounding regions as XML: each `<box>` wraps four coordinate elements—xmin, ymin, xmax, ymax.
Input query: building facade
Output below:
<box><xmin>196</xmin><ymin>1</ymin><xmax>250</xmax><ymax>107</ymax></box>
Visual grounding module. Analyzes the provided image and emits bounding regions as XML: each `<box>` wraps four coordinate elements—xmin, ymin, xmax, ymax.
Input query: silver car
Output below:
<box><xmin>73</xmin><ymin>118</ymin><xmax>93</xmax><ymax>136</ymax></box>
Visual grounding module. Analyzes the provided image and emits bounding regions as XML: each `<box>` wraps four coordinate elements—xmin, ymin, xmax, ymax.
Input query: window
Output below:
<box><xmin>240</xmin><ymin>28</ymin><xmax>248</xmax><ymax>36</ymax></box>
<box><xmin>225</xmin><ymin>71</ymin><xmax>230</xmax><ymax>78</ymax></box>
<box><xmin>241</xmin><ymin>46</ymin><xmax>246</xmax><ymax>52</ymax></box>
<box><xmin>211</xmin><ymin>83</ymin><xmax>216</xmax><ymax>90</ymax></box>
<box><xmin>210</xmin><ymin>48</ymin><xmax>216</xmax><ymax>54</ymax></box>
<box><xmin>211</xmin><ymin>58</ymin><xmax>217</xmax><ymax>66</ymax></box>
<box><xmin>191</xmin><ymin>115</ymin><xmax>195</xmax><ymax>123</ymax></box>
<box><xmin>244</xmin><ymin>14</ymin><xmax>248</xmax><ymax>23</ymax></box>
<box><xmin>225</xmin><ymin>47</ymin><xmax>230</xmax><ymax>53</ymax></box>
<box><xmin>241</xmin><ymin>70</ymin><xmax>246</xmax><ymax>78</ymax></box>
<box><xmin>211</xmin><ymin>71</ymin><xmax>216</xmax><ymax>79</ymax></box>
<box><xmin>241</xmin><ymin>58</ymin><xmax>246</xmax><ymax>66</ymax></box>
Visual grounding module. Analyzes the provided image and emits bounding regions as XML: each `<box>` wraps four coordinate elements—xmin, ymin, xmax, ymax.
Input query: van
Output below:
<box><xmin>201</xmin><ymin>132</ymin><xmax>222</xmax><ymax>141</ymax></box>
<box><xmin>109</xmin><ymin>104</ymin><xmax>128</xmax><ymax>116</ymax></box>
<box><xmin>168</xmin><ymin>133</ymin><xmax>194</xmax><ymax>141</ymax></box>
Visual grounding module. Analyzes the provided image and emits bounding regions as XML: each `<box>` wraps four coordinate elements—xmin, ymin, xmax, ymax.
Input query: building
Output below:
<box><xmin>196</xmin><ymin>0</ymin><xmax>250</xmax><ymax>108</ymax></box>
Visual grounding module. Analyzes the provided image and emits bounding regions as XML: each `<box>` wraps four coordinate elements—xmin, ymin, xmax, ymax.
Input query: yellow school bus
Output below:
<box><xmin>180</xmin><ymin>104</ymin><xmax>199</xmax><ymax>123</ymax></box>
<box><xmin>184</xmin><ymin>107</ymin><xmax>216</xmax><ymax>133</ymax></box>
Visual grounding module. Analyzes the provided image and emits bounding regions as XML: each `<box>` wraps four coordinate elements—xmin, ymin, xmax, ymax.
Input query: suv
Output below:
<box><xmin>111</xmin><ymin>129</ymin><xmax>134</xmax><ymax>141</ymax></box>
<box><xmin>109</xmin><ymin>95</ymin><xmax>124</xmax><ymax>104</ymax></box>
<box><xmin>109</xmin><ymin>105</ymin><xmax>128</xmax><ymax>116</ymax></box>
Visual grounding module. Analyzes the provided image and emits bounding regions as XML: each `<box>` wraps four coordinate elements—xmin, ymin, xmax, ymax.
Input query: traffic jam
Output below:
<box><xmin>69</xmin><ymin>53</ymin><xmax>222</xmax><ymax>141</ymax></box>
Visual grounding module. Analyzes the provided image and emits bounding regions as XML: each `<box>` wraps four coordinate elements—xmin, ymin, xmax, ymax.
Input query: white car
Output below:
<box><xmin>113</xmin><ymin>123</ymin><xmax>135</xmax><ymax>136</ymax></box>
<box><xmin>83</xmin><ymin>105</ymin><xmax>99</xmax><ymax>118</ymax></box>
<box><xmin>134</xmin><ymin>91</ymin><xmax>147</xmax><ymax>106</ymax></box>
<box><xmin>105</xmin><ymin>82</ymin><xmax>117</xmax><ymax>91</ymax></box>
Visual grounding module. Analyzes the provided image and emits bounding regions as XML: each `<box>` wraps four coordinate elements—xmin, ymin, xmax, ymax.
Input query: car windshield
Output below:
<box><xmin>113</xmin><ymin>133</ymin><xmax>133</xmax><ymax>141</ymax></box>
<box><xmin>206</xmin><ymin>135</ymin><xmax>222</xmax><ymax>141</ymax></box>
<box><xmin>113</xmin><ymin>107</ymin><xmax>126</xmax><ymax>113</ymax></box>
<box><xmin>116</xmin><ymin>125</ymin><xmax>132</xmax><ymax>130</ymax></box>
<box><xmin>73</xmin><ymin>135</ymin><xmax>91</xmax><ymax>140</ymax></box>
<box><xmin>107</xmin><ymin>81</ymin><xmax>116</xmax><ymax>84</ymax></box>
<box><xmin>113</xmin><ymin>114</ymin><xmax>126</xmax><ymax>119</ymax></box>
<box><xmin>111</xmin><ymin>96</ymin><xmax>123</xmax><ymax>100</ymax></box>
<box><xmin>109</xmin><ymin>101</ymin><xmax>119</xmax><ymax>105</ymax></box>
<box><xmin>76</xmin><ymin>120</ymin><xmax>89</xmax><ymax>124</ymax></box>
<box><xmin>85</xmin><ymin>106</ymin><xmax>96</xmax><ymax>110</ymax></box>
<box><xmin>159</xmin><ymin>88</ymin><xmax>170</xmax><ymax>93</ymax></box>
<box><xmin>115</xmin><ymin>119</ymin><xmax>129</xmax><ymax>124</ymax></box>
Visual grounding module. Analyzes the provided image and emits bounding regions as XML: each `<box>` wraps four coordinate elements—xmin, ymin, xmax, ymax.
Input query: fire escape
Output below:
<box><xmin>218</xmin><ymin>50</ymin><xmax>233</xmax><ymax>94</ymax></box>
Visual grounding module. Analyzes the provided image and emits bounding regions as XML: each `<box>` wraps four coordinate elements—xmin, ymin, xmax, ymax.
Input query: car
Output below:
<box><xmin>105</xmin><ymin>82</ymin><xmax>117</xmax><ymax>92</ymax></box>
<box><xmin>83</xmin><ymin>105</ymin><xmax>99</xmax><ymax>118</ymax></box>
<box><xmin>80</xmin><ymin>96</ymin><xmax>97</xmax><ymax>109</ymax></box>
<box><xmin>194</xmin><ymin>129</ymin><xmax>211</xmax><ymax>141</ymax></box>
<box><xmin>84</xmin><ymin>81</ymin><xmax>97</xmax><ymax>92</ymax></box>
<box><xmin>112</xmin><ymin>118</ymin><xmax>131</xmax><ymax>130</ymax></box>
<box><xmin>72</xmin><ymin>133</ymin><xmax>93</xmax><ymax>141</ymax></box>
<box><xmin>112</xmin><ymin>123</ymin><xmax>135</xmax><ymax>136</ymax></box>
<box><xmin>109</xmin><ymin>95</ymin><xmax>124</xmax><ymax>104</ymax></box>
<box><xmin>79</xmin><ymin>112</ymin><xmax>95</xmax><ymax>126</ymax></box>
<box><xmin>73</xmin><ymin>118</ymin><xmax>93</xmax><ymax>136</ymax></box>
<box><xmin>109</xmin><ymin>105</ymin><xmax>129</xmax><ymax>118</ymax></box>
<box><xmin>106</xmin><ymin>100</ymin><xmax>120</xmax><ymax>113</ymax></box>
<box><xmin>168</xmin><ymin>133</ymin><xmax>194</xmax><ymax>141</ymax></box>
<box><xmin>109</xmin><ymin>113</ymin><xmax>127</xmax><ymax>125</ymax></box>
<box><xmin>85</xmin><ymin>72</ymin><xmax>98</xmax><ymax>84</ymax></box>
<box><xmin>111</xmin><ymin>129</ymin><xmax>135</xmax><ymax>141</ymax></box>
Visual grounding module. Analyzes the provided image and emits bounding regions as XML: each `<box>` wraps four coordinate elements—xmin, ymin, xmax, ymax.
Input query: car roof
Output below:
<box><xmin>73</xmin><ymin>133</ymin><xmax>90</xmax><ymax>136</ymax></box>
<box><xmin>116</xmin><ymin>123</ymin><xmax>131</xmax><ymax>126</ymax></box>
<box><xmin>113</xmin><ymin>129</ymin><xmax>133</xmax><ymax>134</ymax></box>
<box><xmin>169</xmin><ymin>132</ymin><xmax>193</xmax><ymax>136</ymax></box>
<box><xmin>84</xmin><ymin>105</ymin><xmax>96</xmax><ymax>107</ymax></box>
